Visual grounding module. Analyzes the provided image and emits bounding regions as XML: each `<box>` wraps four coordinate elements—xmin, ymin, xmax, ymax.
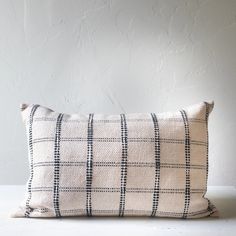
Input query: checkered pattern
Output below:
<box><xmin>12</xmin><ymin>102</ymin><xmax>218</xmax><ymax>218</ymax></box>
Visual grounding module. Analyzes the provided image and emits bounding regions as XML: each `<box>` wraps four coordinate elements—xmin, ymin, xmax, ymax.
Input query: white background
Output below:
<box><xmin>0</xmin><ymin>0</ymin><xmax>235</xmax><ymax>186</ymax></box>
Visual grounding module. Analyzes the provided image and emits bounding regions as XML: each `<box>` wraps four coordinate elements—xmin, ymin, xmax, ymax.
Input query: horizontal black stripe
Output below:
<box><xmin>32</xmin><ymin>161</ymin><xmax>206</xmax><ymax>170</ymax></box>
<box><xmin>28</xmin><ymin>204</ymin><xmax>215</xmax><ymax>217</ymax></box>
<box><xmin>31</xmin><ymin>186</ymin><xmax>205</xmax><ymax>194</ymax></box>
<box><xmin>32</xmin><ymin>137</ymin><xmax>207</xmax><ymax>146</ymax></box>
<box><xmin>28</xmin><ymin>207</ymin><xmax>210</xmax><ymax>217</ymax></box>
<box><xmin>59</xmin><ymin>208</ymin><xmax>210</xmax><ymax>217</ymax></box>
<box><xmin>30</xmin><ymin>117</ymin><xmax>206</xmax><ymax>124</ymax></box>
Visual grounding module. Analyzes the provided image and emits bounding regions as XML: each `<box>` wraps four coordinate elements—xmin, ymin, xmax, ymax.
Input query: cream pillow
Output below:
<box><xmin>12</xmin><ymin>101</ymin><xmax>217</xmax><ymax>218</ymax></box>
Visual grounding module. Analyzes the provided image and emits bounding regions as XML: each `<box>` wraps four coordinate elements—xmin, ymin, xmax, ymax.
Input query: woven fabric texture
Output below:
<box><xmin>12</xmin><ymin>102</ymin><xmax>218</xmax><ymax>218</ymax></box>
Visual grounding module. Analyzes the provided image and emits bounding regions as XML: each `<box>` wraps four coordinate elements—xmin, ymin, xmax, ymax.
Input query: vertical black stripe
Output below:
<box><xmin>180</xmin><ymin>109</ymin><xmax>191</xmax><ymax>219</ymax></box>
<box><xmin>25</xmin><ymin>105</ymin><xmax>40</xmax><ymax>217</ymax></box>
<box><xmin>150</xmin><ymin>113</ymin><xmax>161</xmax><ymax>217</ymax></box>
<box><xmin>204</xmin><ymin>103</ymin><xmax>210</xmax><ymax>186</ymax></box>
<box><xmin>53</xmin><ymin>113</ymin><xmax>64</xmax><ymax>218</ymax></box>
<box><xmin>204</xmin><ymin>103</ymin><xmax>211</xmax><ymax>211</ymax></box>
<box><xmin>119</xmin><ymin>114</ymin><xmax>128</xmax><ymax>217</ymax></box>
<box><xmin>86</xmin><ymin>113</ymin><xmax>94</xmax><ymax>217</ymax></box>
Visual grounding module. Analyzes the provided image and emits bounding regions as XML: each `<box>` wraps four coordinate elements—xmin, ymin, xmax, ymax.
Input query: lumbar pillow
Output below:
<box><xmin>12</xmin><ymin>101</ymin><xmax>217</xmax><ymax>218</ymax></box>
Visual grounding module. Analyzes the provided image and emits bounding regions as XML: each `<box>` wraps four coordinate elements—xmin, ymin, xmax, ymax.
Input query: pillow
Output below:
<box><xmin>12</xmin><ymin>102</ymin><xmax>218</xmax><ymax>218</ymax></box>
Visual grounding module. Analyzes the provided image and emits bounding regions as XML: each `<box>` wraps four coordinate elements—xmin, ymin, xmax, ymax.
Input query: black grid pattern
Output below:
<box><xmin>16</xmin><ymin>102</ymin><xmax>217</xmax><ymax>219</ymax></box>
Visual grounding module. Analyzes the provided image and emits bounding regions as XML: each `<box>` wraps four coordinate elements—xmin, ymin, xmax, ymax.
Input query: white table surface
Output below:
<box><xmin>0</xmin><ymin>186</ymin><xmax>236</xmax><ymax>236</ymax></box>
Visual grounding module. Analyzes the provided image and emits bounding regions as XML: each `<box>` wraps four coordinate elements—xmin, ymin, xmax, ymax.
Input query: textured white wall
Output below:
<box><xmin>0</xmin><ymin>0</ymin><xmax>236</xmax><ymax>186</ymax></box>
